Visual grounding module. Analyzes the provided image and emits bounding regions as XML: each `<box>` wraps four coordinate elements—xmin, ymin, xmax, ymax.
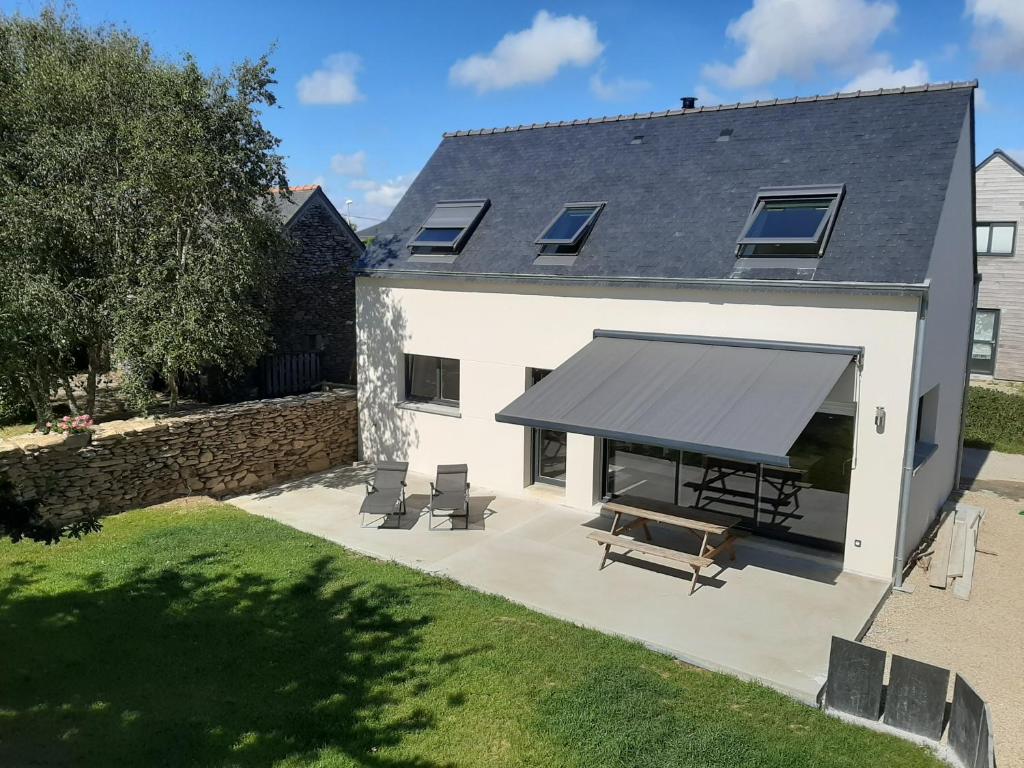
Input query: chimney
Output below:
<box><xmin>681</xmin><ymin>96</ymin><xmax>697</xmax><ymax>110</ymax></box>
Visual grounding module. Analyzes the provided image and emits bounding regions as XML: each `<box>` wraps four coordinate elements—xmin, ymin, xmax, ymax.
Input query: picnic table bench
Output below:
<box><xmin>587</xmin><ymin>502</ymin><xmax>741</xmax><ymax>595</ymax></box>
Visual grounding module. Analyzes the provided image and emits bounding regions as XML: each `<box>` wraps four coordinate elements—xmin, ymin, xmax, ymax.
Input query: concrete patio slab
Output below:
<box><xmin>231</xmin><ymin>465</ymin><xmax>889</xmax><ymax>704</ymax></box>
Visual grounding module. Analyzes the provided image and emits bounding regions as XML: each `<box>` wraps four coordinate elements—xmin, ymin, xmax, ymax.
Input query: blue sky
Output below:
<box><xmin>3</xmin><ymin>0</ymin><xmax>1022</xmax><ymax>228</ymax></box>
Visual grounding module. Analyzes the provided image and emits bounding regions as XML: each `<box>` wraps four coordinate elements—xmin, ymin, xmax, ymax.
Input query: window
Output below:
<box><xmin>408</xmin><ymin>200</ymin><xmax>489</xmax><ymax>253</ymax></box>
<box><xmin>529</xmin><ymin>369</ymin><xmax>567</xmax><ymax>486</ymax></box>
<box><xmin>914</xmin><ymin>386</ymin><xmax>939</xmax><ymax>469</ymax></box>
<box><xmin>404</xmin><ymin>354</ymin><xmax>460</xmax><ymax>406</ymax></box>
<box><xmin>971</xmin><ymin>309</ymin><xmax>1000</xmax><ymax>375</ymax></box>
<box><xmin>737</xmin><ymin>185</ymin><xmax>844</xmax><ymax>257</ymax></box>
<box><xmin>976</xmin><ymin>222</ymin><xmax>1016</xmax><ymax>256</ymax></box>
<box><xmin>536</xmin><ymin>203</ymin><xmax>603</xmax><ymax>255</ymax></box>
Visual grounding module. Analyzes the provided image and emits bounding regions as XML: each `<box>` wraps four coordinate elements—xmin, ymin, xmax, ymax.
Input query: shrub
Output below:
<box><xmin>964</xmin><ymin>386</ymin><xmax>1024</xmax><ymax>454</ymax></box>
<box><xmin>0</xmin><ymin>382</ymin><xmax>34</xmax><ymax>426</ymax></box>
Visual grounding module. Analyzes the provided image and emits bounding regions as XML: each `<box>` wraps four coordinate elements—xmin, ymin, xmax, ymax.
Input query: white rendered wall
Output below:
<box><xmin>357</xmin><ymin>278</ymin><xmax>919</xmax><ymax>580</ymax></box>
<box><xmin>905</xmin><ymin>109</ymin><xmax>976</xmax><ymax>556</ymax></box>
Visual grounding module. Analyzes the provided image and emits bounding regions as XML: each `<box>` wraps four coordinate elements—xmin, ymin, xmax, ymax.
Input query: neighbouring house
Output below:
<box><xmin>271</xmin><ymin>184</ymin><xmax>364</xmax><ymax>386</ymax></box>
<box><xmin>972</xmin><ymin>149</ymin><xmax>1024</xmax><ymax>379</ymax></box>
<box><xmin>357</xmin><ymin>222</ymin><xmax>383</xmax><ymax>245</ymax></box>
<box><xmin>356</xmin><ymin>82</ymin><xmax>977</xmax><ymax>584</ymax></box>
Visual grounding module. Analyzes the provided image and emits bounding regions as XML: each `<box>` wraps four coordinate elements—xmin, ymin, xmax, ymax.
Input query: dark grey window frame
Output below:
<box><xmin>408</xmin><ymin>199</ymin><xmax>490</xmax><ymax>253</ymax></box>
<box><xmin>403</xmin><ymin>353</ymin><xmax>460</xmax><ymax>407</ymax></box>
<box><xmin>736</xmin><ymin>184</ymin><xmax>845</xmax><ymax>256</ymax></box>
<box><xmin>975</xmin><ymin>222</ymin><xmax>1016</xmax><ymax>257</ymax></box>
<box><xmin>535</xmin><ymin>202</ymin><xmax>605</xmax><ymax>246</ymax></box>
<box><xmin>970</xmin><ymin>309</ymin><xmax>1000</xmax><ymax>376</ymax></box>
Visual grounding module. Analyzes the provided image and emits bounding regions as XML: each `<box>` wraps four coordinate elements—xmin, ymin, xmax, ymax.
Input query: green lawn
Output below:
<box><xmin>0</xmin><ymin>504</ymin><xmax>943</xmax><ymax>768</ymax></box>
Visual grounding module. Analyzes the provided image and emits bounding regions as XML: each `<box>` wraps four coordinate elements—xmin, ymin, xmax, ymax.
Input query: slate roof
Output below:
<box><xmin>272</xmin><ymin>185</ymin><xmax>319</xmax><ymax>225</ymax></box>
<box><xmin>360</xmin><ymin>82</ymin><xmax>974</xmax><ymax>285</ymax></box>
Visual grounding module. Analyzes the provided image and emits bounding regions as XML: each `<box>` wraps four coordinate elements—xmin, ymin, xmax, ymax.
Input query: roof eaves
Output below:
<box><xmin>441</xmin><ymin>80</ymin><xmax>978</xmax><ymax>138</ymax></box>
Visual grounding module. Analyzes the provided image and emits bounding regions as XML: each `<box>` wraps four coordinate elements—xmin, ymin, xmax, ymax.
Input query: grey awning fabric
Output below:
<box><xmin>495</xmin><ymin>332</ymin><xmax>856</xmax><ymax>466</ymax></box>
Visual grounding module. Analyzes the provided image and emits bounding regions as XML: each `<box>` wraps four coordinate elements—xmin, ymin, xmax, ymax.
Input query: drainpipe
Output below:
<box><xmin>893</xmin><ymin>293</ymin><xmax>927</xmax><ymax>591</ymax></box>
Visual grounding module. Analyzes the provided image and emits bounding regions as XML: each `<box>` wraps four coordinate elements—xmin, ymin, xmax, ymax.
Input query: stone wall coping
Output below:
<box><xmin>0</xmin><ymin>388</ymin><xmax>356</xmax><ymax>455</ymax></box>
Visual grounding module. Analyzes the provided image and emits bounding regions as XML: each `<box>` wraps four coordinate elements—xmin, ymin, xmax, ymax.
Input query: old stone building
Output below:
<box><xmin>272</xmin><ymin>185</ymin><xmax>364</xmax><ymax>383</ymax></box>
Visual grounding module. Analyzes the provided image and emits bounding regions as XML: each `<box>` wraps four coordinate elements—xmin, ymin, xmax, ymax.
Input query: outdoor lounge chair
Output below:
<box><xmin>360</xmin><ymin>461</ymin><xmax>408</xmax><ymax>528</ymax></box>
<box><xmin>429</xmin><ymin>464</ymin><xmax>470</xmax><ymax>530</ymax></box>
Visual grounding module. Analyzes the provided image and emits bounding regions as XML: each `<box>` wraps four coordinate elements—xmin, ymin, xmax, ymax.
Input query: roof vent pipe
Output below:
<box><xmin>681</xmin><ymin>96</ymin><xmax>697</xmax><ymax>109</ymax></box>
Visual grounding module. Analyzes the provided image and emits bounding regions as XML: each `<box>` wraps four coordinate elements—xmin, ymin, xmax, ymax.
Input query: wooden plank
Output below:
<box><xmin>602</xmin><ymin>502</ymin><xmax>740</xmax><ymax>534</ymax></box>
<box><xmin>948</xmin><ymin>520</ymin><xmax>967</xmax><ymax>579</ymax></box>
<box><xmin>587</xmin><ymin>530</ymin><xmax>713</xmax><ymax>568</ymax></box>
<box><xmin>928</xmin><ymin>511</ymin><xmax>955</xmax><ymax>589</ymax></box>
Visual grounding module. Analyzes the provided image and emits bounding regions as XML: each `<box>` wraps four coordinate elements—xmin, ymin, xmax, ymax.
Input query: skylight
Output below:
<box><xmin>737</xmin><ymin>185</ymin><xmax>844</xmax><ymax>258</ymax></box>
<box><xmin>536</xmin><ymin>203</ymin><xmax>603</xmax><ymax>254</ymax></box>
<box><xmin>409</xmin><ymin>200</ymin><xmax>489</xmax><ymax>253</ymax></box>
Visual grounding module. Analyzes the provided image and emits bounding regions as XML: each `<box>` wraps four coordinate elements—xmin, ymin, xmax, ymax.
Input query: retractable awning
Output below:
<box><xmin>495</xmin><ymin>331</ymin><xmax>858</xmax><ymax>467</ymax></box>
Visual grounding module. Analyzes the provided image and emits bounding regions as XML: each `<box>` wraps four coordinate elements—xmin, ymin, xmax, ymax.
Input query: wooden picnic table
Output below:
<box><xmin>587</xmin><ymin>501</ymin><xmax>741</xmax><ymax>595</ymax></box>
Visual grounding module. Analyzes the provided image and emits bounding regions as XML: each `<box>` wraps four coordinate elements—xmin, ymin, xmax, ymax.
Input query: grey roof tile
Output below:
<box><xmin>360</xmin><ymin>84</ymin><xmax>974</xmax><ymax>284</ymax></box>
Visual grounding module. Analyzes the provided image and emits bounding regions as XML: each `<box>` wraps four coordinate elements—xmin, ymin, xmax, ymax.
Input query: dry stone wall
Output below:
<box><xmin>0</xmin><ymin>390</ymin><xmax>357</xmax><ymax>523</ymax></box>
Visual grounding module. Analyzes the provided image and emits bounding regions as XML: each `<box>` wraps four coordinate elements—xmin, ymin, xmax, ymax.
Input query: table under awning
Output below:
<box><xmin>495</xmin><ymin>330</ymin><xmax>859</xmax><ymax>467</ymax></box>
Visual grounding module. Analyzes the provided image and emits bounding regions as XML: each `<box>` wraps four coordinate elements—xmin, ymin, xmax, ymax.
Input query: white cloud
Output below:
<box><xmin>330</xmin><ymin>150</ymin><xmax>367</xmax><ymax>177</ymax></box>
<box><xmin>842</xmin><ymin>59</ymin><xmax>929</xmax><ymax>91</ymax></box>
<box><xmin>297</xmin><ymin>53</ymin><xmax>364</xmax><ymax>105</ymax></box>
<box><xmin>968</xmin><ymin>0</ymin><xmax>1024</xmax><ymax>70</ymax></box>
<box><xmin>694</xmin><ymin>84</ymin><xmax>724</xmax><ymax>107</ymax></box>
<box><xmin>589</xmin><ymin>70</ymin><xmax>651</xmax><ymax>101</ymax></box>
<box><xmin>450</xmin><ymin>11</ymin><xmax>604</xmax><ymax>93</ymax></box>
<box><xmin>974</xmin><ymin>86</ymin><xmax>991</xmax><ymax>111</ymax></box>
<box><xmin>344</xmin><ymin>174</ymin><xmax>416</xmax><ymax>222</ymax></box>
<box><xmin>703</xmin><ymin>0</ymin><xmax>897</xmax><ymax>89</ymax></box>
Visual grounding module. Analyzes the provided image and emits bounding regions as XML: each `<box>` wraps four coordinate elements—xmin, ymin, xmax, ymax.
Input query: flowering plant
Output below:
<box><xmin>46</xmin><ymin>415</ymin><xmax>95</xmax><ymax>436</ymax></box>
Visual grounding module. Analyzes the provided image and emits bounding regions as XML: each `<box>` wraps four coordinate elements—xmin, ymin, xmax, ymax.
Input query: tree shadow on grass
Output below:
<box><xmin>0</xmin><ymin>553</ymin><xmax>469</xmax><ymax>767</ymax></box>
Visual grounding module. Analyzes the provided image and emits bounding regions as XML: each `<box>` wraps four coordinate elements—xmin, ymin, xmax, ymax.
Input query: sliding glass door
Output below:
<box><xmin>603</xmin><ymin>410</ymin><xmax>853</xmax><ymax>552</ymax></box>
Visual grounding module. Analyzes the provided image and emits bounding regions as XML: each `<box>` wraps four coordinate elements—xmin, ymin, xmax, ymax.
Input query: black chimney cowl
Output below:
<box><xmin>681</xmin><ymin>96</ymin><xmax>697</xmax><ymax>109</ymax></box>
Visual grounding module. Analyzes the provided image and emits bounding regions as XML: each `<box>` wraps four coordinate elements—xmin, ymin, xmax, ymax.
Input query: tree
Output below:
<box><xmin>0</xmin><ymin>8</ymin><xmax>289</xmax><ymax>420</ymax></box>
<box><xmin>0</xmin><ymin>8</ymin><xmax>151</xmax><ymax>422</ymax></box>
<box><xmin>112</xmin><ymin>53</ymin><xmax>289</xmax><ymax>413</ymax></box>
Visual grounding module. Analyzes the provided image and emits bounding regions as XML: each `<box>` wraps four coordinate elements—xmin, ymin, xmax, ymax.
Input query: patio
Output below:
<box><xmin>231</xmin><ymin>464</ymin><xmax>889</xmax><ymax>704</ymax></box>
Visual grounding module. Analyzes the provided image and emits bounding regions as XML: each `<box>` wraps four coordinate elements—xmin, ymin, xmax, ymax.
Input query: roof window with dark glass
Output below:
<box><xmin>536</xmin><ymin>203</ymin><xmax>603</xmax><ymax>255</ymax></box>
<box><xmin>736</xmin><ymin>185</ymin><xmax>845</xmax><ymax>258</ymax></box>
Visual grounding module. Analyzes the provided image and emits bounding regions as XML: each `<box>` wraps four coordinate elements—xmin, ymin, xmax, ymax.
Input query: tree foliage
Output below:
<box><xmin>0</xmin><ymin>7</ymin><xmax>289</xmax><ymax>422</ymax></box>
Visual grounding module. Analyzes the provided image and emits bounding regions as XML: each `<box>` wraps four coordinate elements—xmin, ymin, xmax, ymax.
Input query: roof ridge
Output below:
<box><xmin>442</xmin><ymin>80</ymin><xmax>978</xmax><ymax>138</ymax></box>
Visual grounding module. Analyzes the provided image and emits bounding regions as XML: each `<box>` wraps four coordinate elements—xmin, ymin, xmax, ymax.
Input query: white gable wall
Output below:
<box><xmin>903</xmin><ymin>108</ymin><xmax>976</xmax><ymax>561</ymax></box>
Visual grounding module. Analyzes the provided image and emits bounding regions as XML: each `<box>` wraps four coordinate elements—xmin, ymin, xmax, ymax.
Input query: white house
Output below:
<box><xmin>356</xmin><ymin>82</ymin><xmax>977</xmax><ymax>584</ymax></box>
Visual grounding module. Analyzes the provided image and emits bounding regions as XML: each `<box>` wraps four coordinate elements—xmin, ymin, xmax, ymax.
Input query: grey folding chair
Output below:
<box><xmin>360</xmin><ymin>461</ymin><xmax>409</xmax><ymax>528</ymax></box>
<box><xmin>429</xmin><ymin>464</ymin><xmax>470</xmax><ymax>530</ymax></box>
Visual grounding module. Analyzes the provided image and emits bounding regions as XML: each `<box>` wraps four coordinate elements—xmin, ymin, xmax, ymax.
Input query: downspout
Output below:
<box><xmin>954</xmin><ymin>273</ymin><xmax>981</xmax><ymax>490</ymax></box>
<box><xmin>893</xmin><ymin>293</ymin><xmax>927</xmax><ymax>591</ymax></box>
<box><xmin>955</xmin><ymin>92</ymin><xmax>981</xmax><ymax>492</ymax></box>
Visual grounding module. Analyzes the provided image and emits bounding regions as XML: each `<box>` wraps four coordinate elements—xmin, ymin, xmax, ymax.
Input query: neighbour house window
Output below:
<box><xmin>408</xmin><ymin>200</ymin><xmax>489</xmax><ymax>254</ymax></box>
<box><xmin>536</xmin><ymin>203</ymin><xmax>603</xmax><ymax>255</ymax></box>
<box><xmin>975</xmin><ymin>222</ymin><xmax>1016</xmax><ymax>256</ymax></box>
<box><xmin>404</xmin><ymin>354</ymin><xmax>460</xmax><ymax>406</ymax></box>
<box><xmin>914</xmin><ymin>386</ymin><xmax>940</xmax><ymax>469</ymax></box>
<box><xmin>736</xmin><ymin>185</ymin><xmax>845</xmax><ymax>257</ymax></box>
<box><xmin>971</xmin><ymin>309</ymin><xmax>1000</xmax><ymax>376</ymax></box>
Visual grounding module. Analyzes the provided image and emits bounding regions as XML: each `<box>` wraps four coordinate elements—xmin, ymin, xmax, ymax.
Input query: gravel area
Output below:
<box><xmin>864</xmin><ymin>490</ymin><xmax>1024</xmax><ymax>767</ymax></box>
